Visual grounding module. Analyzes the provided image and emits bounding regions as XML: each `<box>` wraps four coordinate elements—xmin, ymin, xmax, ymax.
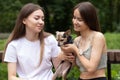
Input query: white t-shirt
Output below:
<box><xmin>4</xmin><ymin>35</ymin><xmax>61</xmax><ymax>80</ymax></box>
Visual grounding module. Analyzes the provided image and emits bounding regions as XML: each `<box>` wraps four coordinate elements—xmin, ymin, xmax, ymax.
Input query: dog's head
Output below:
<box><xmin>56</xmin><ymin>29</ymin><xmax>73</xmax><ymax>46</ymax></box>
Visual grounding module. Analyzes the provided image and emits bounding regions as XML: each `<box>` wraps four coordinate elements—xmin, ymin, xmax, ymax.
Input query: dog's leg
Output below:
<box><xmin>62</xmin><ymin>61</ymin><xmax>72</xmax><ymax>80</ymax></box>
<box><xmin>52</xmin><ymin>62</ymin><xmax>64</xmax><ymax>80</ymax></box>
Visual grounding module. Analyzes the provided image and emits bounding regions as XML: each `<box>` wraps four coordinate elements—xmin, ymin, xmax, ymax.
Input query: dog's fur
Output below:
<box><xmin>52</xmin><ymin>30</ymin><xmax>73</xmax><ymax>80</ymax></box>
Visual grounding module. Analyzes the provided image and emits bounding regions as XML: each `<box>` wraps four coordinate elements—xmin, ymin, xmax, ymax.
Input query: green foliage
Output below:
<box><xmin>67</xmin><ymin>66</ymin><xmax>80</xmax><ymax>80</ymax></box>
<box><xmin>111</xmin><ymin>64</ymin><xmax>120</xmax><ymax>80</ymax></box>
<box><xmin>0</xmin><ymin>63</ymin><xmax>7</xmax><ymax>80</ymax></box>
<box><xmin>105</xmin><ymin>33</ymin><xmax>120</xmax><ymax>49</ymax></box>
<box><xmin>0</xmin><ymin>0</ymin><xmax>23</xmax><ymax>32</ymax></box>
<box><xmin>0</xmin><ymin>0</ymin><xmax>120</xmax><ymax>33</ymax></box>
<box><xmin>92</xmin><ymin>0</ymin><xmax>120</xmax><ymax>33</ymax></box>
<box><xmin>38</xmin><ymin>0</ymin><xmax>120</xmax><ymax>33</ymax></box>
<box><xmin>0</xmin><ymin>0</ymin><xmax>38</xmax><ymax>33</ymax></box>
<box><xmin>0</xmin><ymin>39</ymin><xmax>7</xmax><ymax>50</ymax></box>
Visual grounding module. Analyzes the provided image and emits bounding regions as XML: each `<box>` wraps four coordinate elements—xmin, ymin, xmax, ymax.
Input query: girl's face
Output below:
<box><xmin>72</xmin><ymin>9</ymin><xmax>88</xmax><ymax>32</ymax></box>
<box><xmin>23</xmin><ymin>9</ymin><xmax>44</xmax><ymax>34</ymax></box>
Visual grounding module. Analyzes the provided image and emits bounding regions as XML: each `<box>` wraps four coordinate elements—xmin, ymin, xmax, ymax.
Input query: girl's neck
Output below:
<box><xmin>80</xmin><ymin>29</ymin><xmax>92</xmax><ymax>40</ymax></box>
<box><xmin>25</xmin><ymin>32</ymin><xmax>39</xmax><ymax>42</ymax></box>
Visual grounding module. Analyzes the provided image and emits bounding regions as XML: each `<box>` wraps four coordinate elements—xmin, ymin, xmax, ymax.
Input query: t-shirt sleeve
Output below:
<box><xmin>4</xmin><ymin>42</ymin><xmax>17</xmax><ymax>62</ymax></box>
<box><xmin>50</xmin><ymin>35</ymin><xmax>61</xmax><ymax>58</ymax></box>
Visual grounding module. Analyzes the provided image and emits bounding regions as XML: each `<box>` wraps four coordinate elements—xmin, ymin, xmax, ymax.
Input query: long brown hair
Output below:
<box><xmin>73</xmin><ymin>2</ymin><xmax>101</xmax><ymax>36</ymax></box>
<box><xmin>3</xmin><ymin>3</ymin><xmax>50</xmax><ymax>65</ymax></box>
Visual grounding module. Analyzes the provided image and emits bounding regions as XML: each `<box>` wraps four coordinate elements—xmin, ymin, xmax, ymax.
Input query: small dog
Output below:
<box><xmin>56</xmin><ymin>29</ymin><xmax>73</xmax><ymax>46</ymax></box>
<box><xmin>52</xmin><ymin>29</ymin><xmax>73</xmax><ymax>80</ymax></box>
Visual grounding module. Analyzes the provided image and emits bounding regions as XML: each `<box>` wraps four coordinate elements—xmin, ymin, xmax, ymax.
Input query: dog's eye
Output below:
<box><xmin>60</xmin><ymin>40</ymin><xmax>64</xmax><ymax>41</ymax></box>
<box><xmin>63</xmin><ymin>34</ymin><xmax>66</xmax><ymax>38</ymax></box>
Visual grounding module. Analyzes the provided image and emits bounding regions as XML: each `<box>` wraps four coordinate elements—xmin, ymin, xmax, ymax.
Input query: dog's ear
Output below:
<box><xmin>56</xmin><ymin>31</ymin><xmax>59</xmax><ymax>40</ymax></box>
<box><xmin>56</xmin><ymin>31</ymin><xmax>59</xmax><ymax>34</ymax></box>
<box><xmin>64</xmin><ymin>29</ymin><xmax>71</xmax><ymax>35</ymax></box>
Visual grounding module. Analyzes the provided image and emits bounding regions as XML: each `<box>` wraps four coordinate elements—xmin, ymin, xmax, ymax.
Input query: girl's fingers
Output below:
<box><xmin>66</xmin><ymin>55</ymin><xmax>75</xmax><ymax>61</ymax></box>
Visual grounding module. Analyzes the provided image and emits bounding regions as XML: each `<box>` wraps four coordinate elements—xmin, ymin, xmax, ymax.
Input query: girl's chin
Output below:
<box><xmin>35</xmin><ymin>30</ymin><xmax>42</xmax><ymax>33</ymax></box>
<box><xmin>74</xmin><ymin>28</ymin><xmax>80</xmax><ymax>32</ymax></box>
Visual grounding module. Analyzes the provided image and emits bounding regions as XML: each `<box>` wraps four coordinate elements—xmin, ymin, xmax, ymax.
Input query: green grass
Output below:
<box><xmin>0</xmin><ymin>33</ymin><xmax>120</xmax><ymax>80</ymax></box>
<box><xmin>111</xmin><ymin>64</ymin><xmax>120</xmax><ymax>80</ymax></box>
<box><xmin>105</xmin><ymin>33</ymin><xmax>120</xmax><ymax>49</ymax></box>
<box><xmin>0</xmin><ymin>63</ymin><xmax>7</xmax><ymax>80</ymax></box>
<box><xmin>0</xmin><ymin>39</ymin><xmax>7</xmax><ymax>51</ymax></box>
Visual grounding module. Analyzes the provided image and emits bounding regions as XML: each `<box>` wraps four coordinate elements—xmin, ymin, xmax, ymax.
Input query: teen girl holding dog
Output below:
<box><xmin>61</xmin><ymin>2</ymin><xmax>107</xmax><ymax>80</ymax></box>
<box><xmin>3</xmin><ymin>3</ymin><xmax>74</xmax><ymax>80</ymax></box>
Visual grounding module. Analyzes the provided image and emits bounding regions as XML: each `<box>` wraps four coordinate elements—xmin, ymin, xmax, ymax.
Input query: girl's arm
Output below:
<box><xmin>8</xmin><ymin>62</ymin><xmax>24</xmax><ymax>80</ymax></box>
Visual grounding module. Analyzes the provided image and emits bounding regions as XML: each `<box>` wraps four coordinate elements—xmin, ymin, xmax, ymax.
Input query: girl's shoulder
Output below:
<box><xmin>74</xmin><ymin>36</ymin><xmax>81</xmax><ymax>42</ymax></box>
<box><xmin>92</xmin><ymin>31</ymin><xmax>106</xmax><ymax>44</ymax></box>
<box><xmin>94</xmin><ymin>31</ymin><xmax>105</xmax><ymax>40</ymax></box>
<box><xmin>7</xmin><ymin>37</ymin><xmax>24</xmax><ymax>48</ymax></box>
<box><xmin>45</xmin><ymin>34</ymin><xmax>55</xmax><ymax>40</ymax></box>
<box><xmin>44</xmin><ymin>32</ymin><xmax>52</xmax><ymax>38</ymax></box>
<box><xmin>45</xmin><ymin>34</ymin><xmax>58</xmax><ymax>45</ymax></box>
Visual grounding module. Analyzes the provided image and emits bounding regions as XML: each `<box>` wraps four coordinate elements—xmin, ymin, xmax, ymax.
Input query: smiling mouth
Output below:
<box><xmin>74</xmin><ymin>26</ymin><xmax>79</xmax><ymax>28</ymax></box>
<box><xmin>37</xmin><ymin>25</ymin><xmax>43</xmax><ymax>28</ymax></box>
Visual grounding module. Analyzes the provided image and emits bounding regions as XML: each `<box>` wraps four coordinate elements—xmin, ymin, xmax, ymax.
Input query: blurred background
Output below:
<box><xmin>0</xmin><ymin>0</ymin><xmax>120</xmax><ymax>80</ymax></box>
<box><xmin>0</xmin><ymin>0</ymin><xmax>120</xmax><ymax>34</ymax></box>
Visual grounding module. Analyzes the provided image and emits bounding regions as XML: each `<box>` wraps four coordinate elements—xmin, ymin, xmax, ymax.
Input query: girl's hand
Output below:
<box><xmin>64</xmin><ymin>52</ymin><xmax>75</xmax><ymax>63</ymax></box>
<box><xmin>61</xmin><ymin>44</ymin><xmax>77</xmax><ymax>54</ymax></box>
<box><xmin>57</xmin><ymin>52</ymin><xmax>75</xmax><ymax>63</ymax></box>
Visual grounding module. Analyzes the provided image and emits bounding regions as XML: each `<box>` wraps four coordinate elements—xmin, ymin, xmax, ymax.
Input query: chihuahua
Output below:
<box><xmin>52</xmin><ymin>29</ymin><xmax>73</xmax><ymax>80</ymax></box>
<box><xmin>56</xmin><ymin>29</ymin><xmax>73</xmax><ymax>46</ymax></box>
